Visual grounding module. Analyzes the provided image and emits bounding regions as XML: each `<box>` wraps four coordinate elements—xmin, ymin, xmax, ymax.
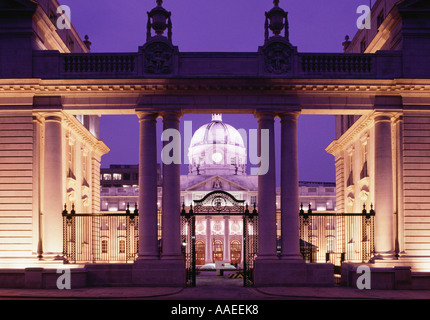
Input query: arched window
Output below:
<box><xmin>213</xmin><ymin>240</ymin><xmax>223</xmax><ymax>262</ymax></box>
<box><xmin>230</xmin><ymin>240</ymin><xmax>241</xmax><ymax>265</ymax></box>
<box><xmin>195</xmin><ymin>240</ymin><xmax>205</xmax><ymax>265</ymax></box>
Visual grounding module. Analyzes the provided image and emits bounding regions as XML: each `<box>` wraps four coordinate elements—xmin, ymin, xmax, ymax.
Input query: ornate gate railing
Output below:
<box><xmin>180</xmin><ymin>191</ymin><xmax>258</xmax><ymax>287</ymax></box>
<box><xmin>299</xmin><ymin>204</ymin><xmax>375</xmax><ymax>284</ymax></box>
<box><xmin>62</xmin><ymin>204</ymin><xmax>139</xmax><ymax>263</ymax></box>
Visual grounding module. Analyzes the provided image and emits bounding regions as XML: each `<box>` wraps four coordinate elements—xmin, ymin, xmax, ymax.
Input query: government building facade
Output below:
<box><xmin>100</xmin><ymin>114</ymin><xmax>336</xmax><ymax>267</ymax></box>
<box><xmin>1</xmin><ymin>0</ymin><xmax>430</xmax><ymax>289</ymax></box>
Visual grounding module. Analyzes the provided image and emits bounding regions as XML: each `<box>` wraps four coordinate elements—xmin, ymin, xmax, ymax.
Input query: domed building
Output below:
<box><xmin>101</xmin><ymin>114</ymin><xmax>336</xmax><ymax>267</ymax></box>
<box><xmin>188</xmin><ymin>114</ymin><xmax>247</xmax><ymax>176</ymax></box>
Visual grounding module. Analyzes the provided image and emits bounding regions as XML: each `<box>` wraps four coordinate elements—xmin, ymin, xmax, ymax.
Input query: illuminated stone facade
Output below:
<box><xmin>1</xmin><ymin>0</ymin><xmax>430</xmax><ymax>289</ymax></box>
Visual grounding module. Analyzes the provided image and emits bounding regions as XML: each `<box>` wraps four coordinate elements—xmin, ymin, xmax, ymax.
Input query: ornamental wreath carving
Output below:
<box><xmin>263</xmin><ymin>42</ymin><xmax>292</xmax><ymax>74</ymax></box>
<box><xmin>143</xmin><ymin>42</ymin><xmax>174</xmax><ymax>74</ymax></box>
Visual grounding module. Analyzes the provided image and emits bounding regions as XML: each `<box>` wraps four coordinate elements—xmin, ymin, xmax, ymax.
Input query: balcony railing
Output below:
<box><xmin>299</xmin><ymin>53</ymin><xmax>374</xmax><ymax>75</ymax></box>
<box><xmin>62</xmin><ymin>204</ymin><xmax>139</xmax><ymax>263</ymax></box>
<box><xmin>62</xmin><ymin>53</ymin><xmax>138</xmax><ymax>76</ymax></box>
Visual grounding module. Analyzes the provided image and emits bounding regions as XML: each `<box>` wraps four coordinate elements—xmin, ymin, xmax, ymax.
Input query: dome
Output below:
<box><xmin>190</xmin><ymin>114</ymin><xmax>245</xmax><ymax>149</ymax></box>
<box><xmin>188</xmin><ymin>114</ymin><xmax>247</xmax><ymax>176</ymax></box>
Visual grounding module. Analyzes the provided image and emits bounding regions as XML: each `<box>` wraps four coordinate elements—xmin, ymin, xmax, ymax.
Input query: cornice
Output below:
<box><xmin>62</xmin><ymin>112</ymin><xmax>110</xmax><ymax>156</ymax></box>
<box><xmin>1</xmin><ymin>79</ymin><xmax>430</xmax><ymax>94</ymax></box>
<box><xmin>326</xmin><ymin>114</ymin><xmax>375</xmax><ymax>156</ymax></box>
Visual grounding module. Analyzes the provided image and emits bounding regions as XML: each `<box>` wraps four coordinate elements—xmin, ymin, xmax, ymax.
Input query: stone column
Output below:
<box><xmin>42</xmin><ymin>114</ymin><xmax>64</xmax><ymax>259</ymax></box>
<box><xmin>161</xmin><ymin>111</ymin><xmax>182</xmax><ymax>260</ymax></box>
<box><xmin>255</xmin><ymin>111</ymin><xmax>277</xmax><ymax>259</ymax></box>
<box><xmin>279</xmin><ymin>111</ymin><xmax>302</xmax><ymax>259</ymax></box>
<box><xmin>373</xmin><ymin>113</ymin><xmax>395</xmax><ymax>259</ymax></box>
<box><xmin>136</xmin><ymin>111</ymin><xmax>159</xmax><ymax>260</ymax></box>
<box><xmin>224</xmin><ymin>216</ymin><xmax>230</xmax><ymax>263</ymax></box>
<box><xmin>205</xmin><ymin>216</ymin><xmax>212</xmax><ymax>263</ymax></box>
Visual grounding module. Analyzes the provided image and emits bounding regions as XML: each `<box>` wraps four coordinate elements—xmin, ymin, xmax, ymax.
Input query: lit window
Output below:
<box><xmin>103</xmin><ymin>173</ymin><xmax>112</xmax><ymax>180</ymax></box>
<box><xmin>113</xmin><ymin>173</ymin><xmax>122</xmax><ymax>180</ymax></box>
<box><xmin>119</xmin><ymin>240</ymin><xmax>125</xmax><ymax>253</ymax></box>
<box><xmin>317</xmin><ymin>203</ymin><xmax>327</xmax><ymax>211</ymax></box>
<box><xmin>101</xmin><ymin>240</ymin><xmax>108</xmax><ymax>253</ymax></box>
<box><xmin>100</xmin><ymin>220</ymin><xmax>109</xmax><ymax>230</ymax></box>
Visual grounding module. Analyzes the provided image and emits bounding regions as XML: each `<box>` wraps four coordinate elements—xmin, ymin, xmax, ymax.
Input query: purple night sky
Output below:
<box><xmin>64</xmin><ymin>0</ymin><xmax>371</xmax><ymax>184</ymax></box>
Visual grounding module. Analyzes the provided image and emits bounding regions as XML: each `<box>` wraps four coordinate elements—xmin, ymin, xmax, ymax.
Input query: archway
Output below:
<box><xmin>181</xmin><ymin>190</ymin><xmax>258</xmax><ymax>287</ymax></box>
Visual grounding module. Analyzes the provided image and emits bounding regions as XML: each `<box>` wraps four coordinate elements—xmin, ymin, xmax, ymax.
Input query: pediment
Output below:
<box><xmin>185</xmin><ymin>175</ymin><xmax>249</xmax><ymax>192</ymax></box>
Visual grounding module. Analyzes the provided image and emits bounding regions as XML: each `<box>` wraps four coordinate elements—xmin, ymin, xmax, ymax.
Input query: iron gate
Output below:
<box><xmin>299</xmin><ymin>204</ymin><xmax>375</xmax><ymax>284</ymax></box>
<box><xmin>180</xmin><ymin>191</ymin><xmax>258</xmax><ymax>287</ymax></box>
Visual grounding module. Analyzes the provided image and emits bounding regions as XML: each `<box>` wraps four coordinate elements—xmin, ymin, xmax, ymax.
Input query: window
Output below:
<box><xmin>377</xmin><ymin>11</ymin><xmax>385</xmax><ymax>29</ymax></box>
<box><xmin>119</xmin><ymin>240</ymin><xmax>125</xmax><ymax>254</ymax></box>
<box><xmin>101</xmin><ymin>240</ymin><xmax>108</xmax><ymax>253</ymax></box>
<box><xmin>250</xmin><ymin>196</ymin><xmax>257</xmax><ymax>206</ymax></box>
<box><xmin>113</xmin><ymin>173</ymin><xmax>122</xmax><ymax>180</ymax></box>
<box><xmin>360</xmin><ymin>39</ymin><xmax>367</xmax><ymax>53</ymax></box>
<box><xmin>317</xmin><ymin>202</ymin><xmax>327</xmax><ymax>211</ymax></box>
<box><xmin>68</xmin><ymin>37</ymin><xmax>74</xmax><ymax>51</ymax></box>
<box><xmin>100</xmin><ymin>220</ymin><xmax>109</xmax><ymax>230</ymax></box>
<box><xmin>103</xmin><ymin>173</ymin><xmax>112</xmax><ymax>181</ymax></box>
<box><xmin>308</xmin><ymin>187</ymin><xmax>317</xmax><ymax>193</ymax></box>
<box><xmin>49</xmin><ymin>10</ymin><xmax>57</xmax><ymax>26</ymax></box>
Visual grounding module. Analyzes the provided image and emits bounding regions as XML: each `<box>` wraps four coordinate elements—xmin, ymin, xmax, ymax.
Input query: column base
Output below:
<box><xmin>373</xmin><ymin>252</ymin><xmax>397</xmax><ymax>261</ymax></box>
<box><xmin>132</xmin><ymin>259</ymin><xmax>185</xmax><ymax>287</ymax></box>
<box><xmin>254</xmin><ymin>258</ymin><xmax>334</xmax><ymax>287</ymax></box>
<box><xmin>280</xmin><ymin>253</ymin><xmax>303</xmax><ymax>260</ymax></box>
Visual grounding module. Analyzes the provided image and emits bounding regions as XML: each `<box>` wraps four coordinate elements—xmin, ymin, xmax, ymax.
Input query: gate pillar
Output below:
<box><xmin>161</xmin><ymin>111</ymin><xmax>183</xmax><ymax>260</ymax></box>
<box><xmin>279</xmin><ymin>111</ymin><xmax>302</xmax><ymax>260</ymax></box>
<box><xmin>255</xmin><ymin>111</ymin><xmax>278</xmax><ymax>259</ymax></box>
<box><xmin>133</xmin><ymin>110</ymin><xmax>184</xmax><ymax>286</ymax></box>
<box><xmin>135</xmin><ymin>111</ymin><xmax>160</xmax><ymax>260</ymax></box>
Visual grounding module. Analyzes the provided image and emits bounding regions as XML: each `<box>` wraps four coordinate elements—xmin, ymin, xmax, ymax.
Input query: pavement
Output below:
<box><xmin>1</xmin><ymin>273</ymin><xmax>430</xmax><ymax>300</ymax></box>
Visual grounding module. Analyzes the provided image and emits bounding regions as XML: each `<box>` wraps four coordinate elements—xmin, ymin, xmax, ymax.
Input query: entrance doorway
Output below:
<box><xmin>181</xmin><ymin>190</ymin><xmax>258</xmax><ymax>287</ymax></box>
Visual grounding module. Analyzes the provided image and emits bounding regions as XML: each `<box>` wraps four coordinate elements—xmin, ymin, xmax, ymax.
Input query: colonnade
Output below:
<box><xmin>39</xmin><ymin>108</ymin><xmax>397</xmax><ymax>277</ymax></box>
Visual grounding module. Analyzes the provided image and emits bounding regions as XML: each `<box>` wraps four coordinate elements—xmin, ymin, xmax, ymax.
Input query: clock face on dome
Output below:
<box><xmin>212</xmin><ymin>152</ymin><xmax>223</xmax><ymax>163</ymax></box>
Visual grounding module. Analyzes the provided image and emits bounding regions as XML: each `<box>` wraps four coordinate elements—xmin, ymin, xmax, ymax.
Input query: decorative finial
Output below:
<box><xmin>83</xmin><ymin>35</ymin><xmax>92</xmax><ymax>51</ymax></box>
<box><xmin>212</xmin><ymin>114</ymin><xmax>222</xmax><ymax>122</ymax></box>
<box><xmin>265</xmin><ymin>0</ymin><xmax>289</xmax><ymax>40</ymax></box>
<box><xmin>342</xmin><ymin>35</ymin><xmax>351</xmax><ymax>52</ymax></box>
<box><xmin>146</xmin><ymin>0</ymin><xmax>172</xmax><ymax>41</ymax></box>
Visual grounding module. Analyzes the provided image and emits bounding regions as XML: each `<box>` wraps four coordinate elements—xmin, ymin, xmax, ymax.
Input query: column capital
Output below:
<box><xmin>278</xmin><ymin>110</ymin><xmax>301</xmax><ymax>121</ymax></box>
<box><xmin>371</xmin><ymin>111</ymin><xmax>403</xmax><ymax>123</ymax></box>
<box><xmin>161</xmin><ymin>110</ymin><xmax>183</xmax><ymax>121</ymax></box>
<box><xmin>254</xmin><ymin>109</ymin><xmax>276</xmax><ymax>121</ymax></box>
<box><xmin>135</xmin><ymin>110</ymin><xmax>159</xmax><ymax>121</ymax></box>
<box><xmin>44</xmin><ymin>114</ymin><xmax>63</xmax><ymax>123</ymax></box>
<box><xmin>33</xmin><ymin>111</ymin><xmax>64</xmax><ymax>123</ymax></box>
